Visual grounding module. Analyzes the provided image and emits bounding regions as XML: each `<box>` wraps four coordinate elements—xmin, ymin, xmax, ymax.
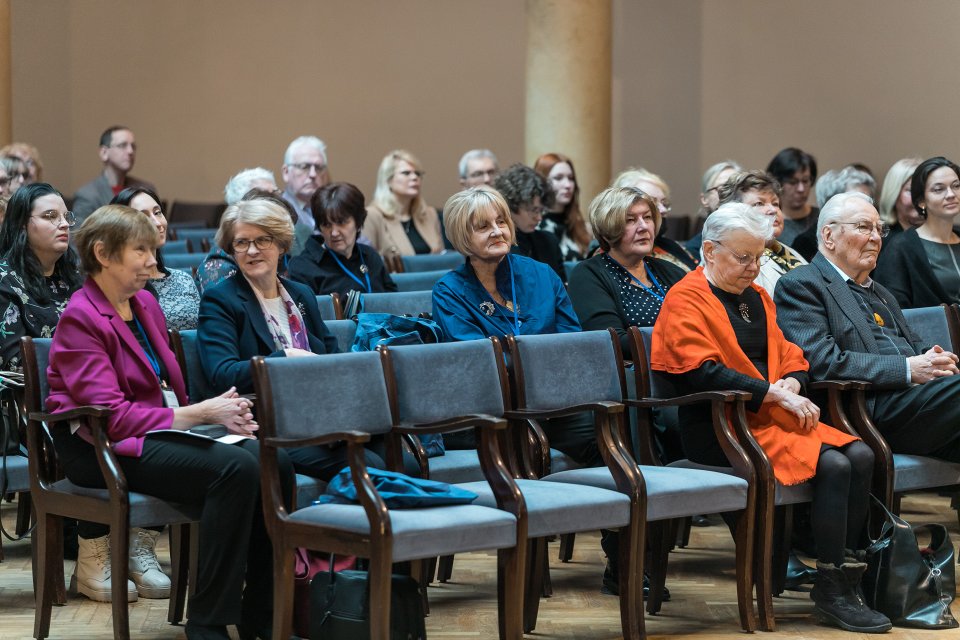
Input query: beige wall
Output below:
<box><xmin>9</xmin><ymin>0</ymin><xmax>960</xmax><ymax>222</ymax></box>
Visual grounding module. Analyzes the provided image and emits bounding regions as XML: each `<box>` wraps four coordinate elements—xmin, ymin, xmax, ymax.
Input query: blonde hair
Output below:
<box><xmin>612</xmin><ymin>167</ymin><xmax>671</xmax><ymax>199</ymax></box>
<box><xmin>443</xmin><ymin>186</ymin><xmax>517</xmax><ymax>257</ymax></box>
<box><xmin>588</xmin><ymin>187</ymin><xmax>662</xmax><ymax>252</ymax></box>
<box><xmin>215</xmin><ymin>199</ymin><xmax>295</xmax><ymax>254</ymax></box>
<box><xmin>878</xmin><ymin>157</ymin><xmax>922</xmax><ymax>226</ymax></box>
<box><xmin>74</xmin><ymin>205</ymin><xmax>159</xmax><ymax>274</ymax></box>
<box><xmin>371</xmin><ymin>149</ymin><xmax>432</xmax><ymax>223</ymax></box>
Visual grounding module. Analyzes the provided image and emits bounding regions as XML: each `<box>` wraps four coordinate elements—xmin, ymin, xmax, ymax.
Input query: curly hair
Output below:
<box><xmin>493</xmin><ymin>164</ymin><xmax>551</xmax><ymax>214</ymax></box>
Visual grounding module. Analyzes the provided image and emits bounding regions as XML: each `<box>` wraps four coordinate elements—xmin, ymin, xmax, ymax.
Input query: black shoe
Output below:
<box><xmin>690</xmin><ymin>514</ymin><xmax>711</xmax><ymax>527</ymax></box>
<box><xmin>811</xmin><ymin>561</ymin><xmax>892</xmax><ymax>633</ymax></box>
<box><xmin>783</xmin><ymin>552</ymin><xmax>817</xmax><ymax>591</ymax></box>
<box><xmin>600</xmin><ymin>563</ymin><xmax>670</xmax><ymax>601</ymax></box>
<box><xmin>184</xmin><ymin>622</ymin><xmax>231</xmax><ymax>640</ymax></box>
<box><xmin>237</xmin><ymin>621</ymin><xmax>272</xmax><ymax>640</ymax></box>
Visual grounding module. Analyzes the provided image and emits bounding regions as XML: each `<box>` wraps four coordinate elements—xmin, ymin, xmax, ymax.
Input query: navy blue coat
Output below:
<box><xmin>198</xmin><ymin>274</ymin><xmax>338</xmax><ymax>394</ymax></box>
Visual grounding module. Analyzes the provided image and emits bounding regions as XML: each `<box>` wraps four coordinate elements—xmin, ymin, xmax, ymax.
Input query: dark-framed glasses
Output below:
<box><xmin>832</xmin><ymin>221</ymin><xmax>889</xmax><ymax>238</ymax></box>
<box><xmin>33</xmin><ymin>210</ymin><xmax>77</xmax><ymax>226</ymax></box>
<box><xmin>715</xmin><ymin>241</ymin><xmax>769</xmax><ymax>267</ymax></box>
<box><xmin>232</xmin><ymin>235</ymin><xmax>276</xmax><ymax>253</ymax></box>
<box><xmin>290</xmin><ymin>162</ymin><xmax>327</xmax><ymax>174</ymax></box>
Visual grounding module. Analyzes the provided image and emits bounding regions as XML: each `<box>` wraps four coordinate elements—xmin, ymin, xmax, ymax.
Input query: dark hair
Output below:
<box><xmin>533</xmin><ymin>152</ymin><xmax>590</xmax><ymax>253</ymax></box>
<box><xmin>911</xmin><ymin>156</ymin><xmax>960</xmax><ymax>218</ymax></box>
<box><xmin>766</xmin><ymin>147</ymin><xmax>818</xmax><ymax>183</ymax></box>
<box><xmin>717</xmin><ymin>170</ymin><xmax>782</xmax><ymax>205</ymax></box>
<box><xmin>111</xmin><ymin>186</ymin><xmax>166</xmax><ymax>271</ymax></box>
<box><xmin>311</xmin><ymin>182</ymin><xmax>367</xmax><ymax>231</ymax></box>
<box><xmin>241</xmin><ymin>188</ymin><xmax>298</xmax><ymax>226</ymax></box>
<box><xmin>99</xmin><ymin>126</ymin><xmax>129</xmax><ymax>147</ymax></box>
<box><xmin>494</xmin><ymin>164</ymin><xmax>551</xmax><ymax>214</ymax></box>
<box><xmin>0</xmin><ymin>183</ymin><xmax>82</xmax><ymax>303</ymax></box>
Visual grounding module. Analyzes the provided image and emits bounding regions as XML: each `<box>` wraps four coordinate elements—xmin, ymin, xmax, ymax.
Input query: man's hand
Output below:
<box><xmin>908</xmin><ymin>345</ymin><xmax>960</xmax><ymax>384</ymax></box>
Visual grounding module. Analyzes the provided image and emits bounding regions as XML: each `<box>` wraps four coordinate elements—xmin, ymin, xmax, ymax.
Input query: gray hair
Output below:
<box><xmin>700</xmin><ymin>202</ymin><xmax>773</xmax><ymax>261</ymax></box>
<box><xmin>815</xmin><ymin>166</ymin><xmax>876</xmax><ymax>209</ymax></box>
<box><xmin>283</xmin><ymin>136</ymin><xmax>327</xmax><ymax>166</ymax></box>
<box><xmin>223</xmin><ymin>167</ymin><xmax>277</xmax><ymax>205</ymax></box>
<box><xmin>458</xmin><ymin>149</ymin><xmax>498</xmax><ymax>179</ymax></box>
<box><xmin>816</xmin><ymin>191</ymin><xmax>876</xmax><ymax>248</ymax></box>
<box><xmin>701</xmin><ymin>160</ymin><xmax>743</xmax><ymax>192</ymax></box>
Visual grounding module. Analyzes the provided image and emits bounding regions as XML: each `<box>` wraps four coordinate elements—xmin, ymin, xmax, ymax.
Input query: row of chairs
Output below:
<box><xmin>316</xmin><ymin>290</ymin><xmax>435</xmax><ymax>320</ymax></box>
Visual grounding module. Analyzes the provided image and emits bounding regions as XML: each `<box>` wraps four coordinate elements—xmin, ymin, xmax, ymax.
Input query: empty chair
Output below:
<box><xmin>315</xmin><ymin>293</ymin><xmax>343</xmax><ymax>321</ymax></box>
<box><xmin>168</xmin><ymin>201</ymin><xmax>225</xmax><ymax>228</ymax></box>
<box><xmin>160</xmin><ymin>239</ymin><xmax>192</xmax><ymax>254</ymax></box>
<box><xmin>391</xmin><ymin>269</ymin><xmax>448</xmax><ymax>292</ymax></box>
<box><xmin>251</xmin><ymin>352</ymin><xmax>524</xmax><ymax>640</ymax></box>
<box><xmin>360</xmin><ymin>290</ymin><xmax>433</xmax><ymax>318</ymax></box>
<box><xmin>400</xmin><ymin>252</ymin><xmax>465</xmax><ymax>273</ymax></box>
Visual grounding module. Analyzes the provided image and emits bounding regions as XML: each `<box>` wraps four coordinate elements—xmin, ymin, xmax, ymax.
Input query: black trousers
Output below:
<box><xmin>287</xmin><ymin>434</ymin><xmax>420</xmax><ymax>480</ymax></box>
<box><xmin>53</xmin><ymin>430</ymin><xmax>295</xmax><ymax>626</ymax></box>
<box><xmin>872</xmin><ymin>375</ymin><xmax>960</xmax><ymax>462</ymax></box>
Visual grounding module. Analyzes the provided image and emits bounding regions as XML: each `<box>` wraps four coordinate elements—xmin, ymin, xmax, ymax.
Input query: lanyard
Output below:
<box><xmin>606</xmin><ymin>255</ymin><xmax>666</xmax><ymax>302</ymax></box>
<box><xmin>132</xmin><ymin>315</ymin><xmax>162</xmax><ymax>382</ymax></box>
<box><xmin>328</xmin><ymin>247</ymin><xmax>371</xmax><ymax>294</ymax></box>
<box><xmin>491</xmin><ymin>255</ymin><xmax>520</xmax><ymax>335</ymax></box>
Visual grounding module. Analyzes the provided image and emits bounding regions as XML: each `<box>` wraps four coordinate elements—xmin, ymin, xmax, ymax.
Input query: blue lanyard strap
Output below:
<box><xmin>328</xmin><ymin>247</ymin><xmax>371</xmax><ymax>294</ymax></box>
<box><xmin>606</xmin><ymin>255</ymin><xmax>666</xmax><ymax>302</ymax></box>
<box><xmin>132</xmin><ymin>315</ymin><xmax>162</xmax><ymax>382</ymax></box>
<box><xmin>505</xmin><ymin>255</ymin><xmax>520</xmax><ymax>334</ymax></box>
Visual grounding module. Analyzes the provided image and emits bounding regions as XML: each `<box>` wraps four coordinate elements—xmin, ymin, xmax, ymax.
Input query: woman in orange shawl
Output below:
<box><xmin>651</xmin><ymin>202</ymin><xmax>890</xmax><ymax>633</ymax></box>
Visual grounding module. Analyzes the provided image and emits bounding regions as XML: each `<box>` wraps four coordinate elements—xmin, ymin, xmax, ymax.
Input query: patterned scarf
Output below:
<box><xmin>765</xmin><ymin>241</ymin><xmax>804</xmax><ymax>272</ymax></box>
<box><xmin>253</xmin><ymin>279</ymin><xmax>311</xmax><ymax>351</ymax></box>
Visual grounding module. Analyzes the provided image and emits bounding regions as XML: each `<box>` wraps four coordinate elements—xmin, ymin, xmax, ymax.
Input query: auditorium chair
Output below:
<box><xmin>167</xmin><ymin>201</ymin><xmax>225</xmax><ymax>228</ymax></box>
<box><xmin>357</xmin><ymin>290</ymin><xmax>433</xmax><ymax>318</ymax></box>
<box><xmin>323</xmin><ymin>319</ymin><xmax>358</xmax><ymax>353</ymax></box>
<box><xmin>391</xmin><ymin>269</ymin><xmax>448</xmax><ymax>292</ymax></box>
<box><xmin>399</xmin><ymin>252</ymin><xmax>465</xmax><ymax>273</ymax></box>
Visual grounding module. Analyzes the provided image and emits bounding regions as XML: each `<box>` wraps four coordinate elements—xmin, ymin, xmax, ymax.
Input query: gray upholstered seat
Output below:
<box><xmin>400</xmin><ymin>253</ymin><xmax>464</xmax><ymax>273</ymax></box>
<box><xmin>294</xmin><ymin>474</ymin><xmax>326</xmax><ymax>508</ymax></box>
<box><xmin>315</xmin><ymin>294</ymin><xmax>341</xmax><ymax>321</ymax></box>
<box><xmin>392</xmin><ymin>269</ymin><xmax>448</xmax><ymax>292</ymax></box>
<box><xmin>361</xmin><ymin>290</ymin><xmax>434</xmax><ymax>317</ymax></box>
<box><xmin>893</xmin><ymin>454</ymin><xmax>960</xmax><ymax>492</ymax></box>
<box><xmin>323</xmin><ymin>319</ymin><xmax>357</xmax><ymax>354</ymax></box>
<box><xmin>427</xmin><ymin>449</ymin><xmax>483</xmax><ymax>484</ymax></box>
<box><xmin>50</xmin><ymin>479</ymin><xmax>201</xmax><ymax>525</ymax></box>
<box><xmin>1</xmin><ymin>454</ymin><xmax>30</xmax><ymax>492</ymax></box>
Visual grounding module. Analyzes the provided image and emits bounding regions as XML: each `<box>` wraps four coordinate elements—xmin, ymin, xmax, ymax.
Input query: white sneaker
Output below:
<box><xmin>129</xmin><ymin>528</ymin><xmax>172</xmax><ymax>598</ymax></box>
<box><xmin>72</xmin><ymin>534</ymin><xmax>137</xmax><ymax>602</ymax></box>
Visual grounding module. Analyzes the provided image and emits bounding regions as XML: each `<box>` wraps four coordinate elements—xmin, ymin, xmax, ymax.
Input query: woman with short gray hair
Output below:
<box><xmin>650</xmin><ymin>202</ymin><xmax>888</xmax><ymax>633</ymax></box>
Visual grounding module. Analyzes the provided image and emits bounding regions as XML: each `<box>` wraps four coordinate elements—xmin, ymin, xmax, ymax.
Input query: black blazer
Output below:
<box><xmin>873</xmin><ymin>227</ymin><xmax>953</xmax><ymax>309</ymax></box>
<box><xmin>287</xmin><ymin>236</ymin><xmax>396</xmax><ymax>298</ymax></box>
<box><xmin>198</xmin><ymin>273</ymin><xmax>338</xmax><ymax>394</ymax></box>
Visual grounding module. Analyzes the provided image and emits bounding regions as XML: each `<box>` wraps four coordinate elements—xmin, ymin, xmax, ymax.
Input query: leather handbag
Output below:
<box><xmin>293</xmin><ymin>549</ymin><xmax>356</xmax><ymax>638</ymax></box>
<box><xmin>863</xmin><ymin>497</ymin><xmax>958</xmax><ymax>629</ymax></box>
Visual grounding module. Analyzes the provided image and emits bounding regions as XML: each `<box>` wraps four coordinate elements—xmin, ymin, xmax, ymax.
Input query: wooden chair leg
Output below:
<box><xmin>522</xmin><ymin>537</ymin><xmax>546</xmax><ymax>633</ymax></box>
<box><xmin>771</xmin><ymin>506</ymin><xmax>790</xmax><ymax>596</ymax></box>
<box><xmin>496</xmin><ymin>544</ymin><xmax>525</xmax><ymax>640</ymax></box>
<box><xmin>33</xmin><ymin>513</ymin><xmax>58</xmax><ymax>640</ymax></box>
<box><xmin>754</xmin><ymin>500</ymin><xmax>777</xmax><ymax>632</ymax></box>
<box><xmin>558</xmin><ymin>533</ymin><xmax>575</xmax><ymax>562</ymax></box>
<box><xmin>617</xmin><ymin>523</ymin><xmax>643</xmax><ymax>640</ymax></box>
<box><xmin>411</xmin><ymin>559</ymin><xmax>430</xmax><ymax>615</ymax></box>
<box><xmin>734</xmin><ymin>508</ymin><xmax>758</xmax><ymax>633</ymax></box>
<box><xmin>368</xmin><ymin>548</ymin><xmax>393</xmax><ymax>640</ymax></box>
<box><xmin>167</xmin><ymin>523</ymin><xmax>191</xmax><ymax>624</ymax></box>
<box><xmin>16</xmin><ymin>492</ymin><xmax>32</xmax><ymax>536</ymax></box>
<box><xmin>645</xmin><ymin>520</ymin><xmax>672</xmax><ymax>615</ymax></box>
<box><xmin>52</xmin><ymin>521</ymin><xmax>66</xmax><ymax>606</ymax></box>
<box><xmin>109</xmin><ymin>524</ymin><xmax>131</xmax><ymax>640</ymax></box>
<box><xmin>437</xmin><ymin>554</ymin><xmax>454</xmax><ymax>582</ymax></box>
<box><xmin>425</xmin><ymin>556</ymin><xmax>438</xmax><ymax>584</ymax></box>
<box><xmin>270</xmin><ymin>542</ymin><xmax>297</xmax><ymax>640</ymax></box>
<box><xmin>675</xmin><ymin>516</ymin><xmax>692</xmax><ymax>548</ymax></box>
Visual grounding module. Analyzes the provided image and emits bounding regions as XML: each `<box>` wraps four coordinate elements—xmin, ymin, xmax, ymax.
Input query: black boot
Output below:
<box><xmin>811</xmin><ymin>561</ymin><xmax>891</xmax><ymax>633</ymax></box>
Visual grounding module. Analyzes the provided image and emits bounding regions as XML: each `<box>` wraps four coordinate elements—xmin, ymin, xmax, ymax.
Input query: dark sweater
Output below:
<box><xmin>287</xmin><ymin>236</ymin><xmax>397</xmax><ymax>298</ymax></box>
<box><xmin>873</xmin><ymin>227</ymin><xmax>955</xmax><ymax>309</ymax></box>
<box><xmin>511</xmin><ymin>229</ymin><xmax>566</xmax><ymax>283</ymax></box>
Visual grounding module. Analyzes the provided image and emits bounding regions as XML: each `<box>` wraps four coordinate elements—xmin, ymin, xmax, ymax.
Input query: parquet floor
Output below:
<box><xmin>2</xmin><ymin>493</ymin><xmax>960</xmax><ymax>639</ymax></box>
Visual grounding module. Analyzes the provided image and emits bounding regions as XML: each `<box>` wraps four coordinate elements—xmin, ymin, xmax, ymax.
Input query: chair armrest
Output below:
<box><xmin>30</xmin><ymin>406</ymin><xmax>112</xmax><ymax>423</ymax></box>
<box><xmin>262</xmin><ymin>429</ymin><xmax>372</xmax><ymax>449</ymax></box>
<box><xmin>504</xmin><ymin>400</ymin><xmax>623</xmax><ymax>422</ymax></box>
<box><xmin>624</xmin><ymin>390</ymin><xmax>752</xmax><ymax>409</ymax></box>
<box><xmin>808</xmin><ymin>380</ymin><xmax>870</xmax><ymax>391</ymax></box>
<box><xmin>394</xmin><ymin>414</ymin><xmax>506</xmax><ymax>435</ymax></box>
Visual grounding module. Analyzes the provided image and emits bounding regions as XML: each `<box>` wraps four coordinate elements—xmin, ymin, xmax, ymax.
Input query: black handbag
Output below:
<box><xmin>309</xmin><ymin>557</ymin><xmax>426</xmax><ymax>640</ymax></box>
<box><xmin>862</xmin><ymin>497</ymin><xmax>958</xmax><ymax>629</ymax></box>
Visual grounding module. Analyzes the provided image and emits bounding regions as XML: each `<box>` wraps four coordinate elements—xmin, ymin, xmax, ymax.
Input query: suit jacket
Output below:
<box><xmin>198</xmin><ymin>273</ymin><xmax>338</xmax><ymax>394</ymax></box>
<box><xmin>364</xmin><ymin>204</ymin><xmax>443</xmax><ymax>258</ymax></box>
<box><xmin>773</xmin><ymin>254</ymin><xmax>927</xmax><ymax>408</ymax></box>
<box><xmin>46</xmin><ymin>279</ymin><xmax>186</xmax><ymax>457</ymax></box>
<box><xmin>73</xmin><ymin>173</ymin><xmax>156</xmax><ymax>221</ymax></box>
<box><xmin>873</xmin><ymin>227</ymin><xmax>952</xmax><ymax>309</ymax></box>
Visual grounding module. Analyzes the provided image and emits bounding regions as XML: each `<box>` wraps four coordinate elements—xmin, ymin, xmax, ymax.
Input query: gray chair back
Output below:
<box><xmin>163</xmin><ymin>253</ymin><xmax>205</xmax><ymax>270</ymax></box>
<box><xmin>388</xmin><ymin>339</ymin><xmax>504</xmax><ymax>423</ymax></box>
<box><xmin>260</xmin><ymin>352</ymin><xmax>392</xmax><ymax>440</ymax></box>
<box><xmin>161</xmin><ymin>239</ymin><xmax>191</xmax><ymax>254</ymax></box>
<box><xmin>174</xmin><ymin>330</ymin><xmax>217</xmax><ymax>402</ymax></box>
<box><xmin>315</xmin><ymin>294</ymin><xmax>340</xmax><ymax>321</ymax></box>
<box><xmin>400</xmin><ymin>252</ymin><xmax>464</xmax><ymax>273</ymax></box>
<box><xmin>903</xmin><ymin>305</ymin><xmax>955</xmax><ymax>351</ymax></box>
<box><xmin>324</xmin><ymin>319</ymin><xmax>358</xmax><ymax>353</ymax></box>
<box><xmin>635</xmin><ymin>326</ymin><xmax>681</xmax><ymax>399</ymax></box>
<box><xmin>513</xmin><ymin>331</ymin><xmax>621</xmax><ymax>410</ymax></box>
<box><xmin>392</xmin><ymin>269</ymin><xmax>448</xmax><ymax>292</ymax></box>
<box><xmin>361</xmin><ymin>291</ymin><xmax>433</xmax><ymax>317</ymax></box>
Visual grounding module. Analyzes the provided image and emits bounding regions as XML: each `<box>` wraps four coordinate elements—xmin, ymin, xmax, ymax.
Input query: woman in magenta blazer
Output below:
<box><xmin>47</xmin><ymin>205</ymin><xmax>283</xmax><ymax>640</ymax></box>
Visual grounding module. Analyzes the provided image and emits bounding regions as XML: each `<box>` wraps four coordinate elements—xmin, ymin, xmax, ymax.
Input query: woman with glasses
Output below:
<box><xmin>365</xmin><ymin>149</ymin><xmax>443</xmax><ymax>261</ymax></box>
<box><xmin>651</xmin><ymin>203</ymin><xmax>888</xmax><ymax>633</ymax></box>
<box><xmin>0</xmin><ymin>182</ymin><xmax>82</xmax><ymax>370</ymax></box>
<box><xmin>533</xmin><ymin>152</ymin><xmax>593</xmax><ymax>262</ymax></box>
<box><xmin>715</xmin><ymin>170</ymin><xmax>807</xmax><ymax>296</ymax></box>
<box><xmin>111</xmin><ymin>187</ymin><xmax>200</xmax><ymax>330</ymax></box>
<box><xmin>612</xmin><ymin>167</ymin><xmax>698</xmax><ymax>271</ymax></box>
<box><xmin>0</xmin><ymin>156</ymin><xmax>29</xmax><ymax>196</ymax></box>
<box><xmin>874</xmin><ymin>156</ymin><xmax>960</xmax><ymax>309</ymax></box>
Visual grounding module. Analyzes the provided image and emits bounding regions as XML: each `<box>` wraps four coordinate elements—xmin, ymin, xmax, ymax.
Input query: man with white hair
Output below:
<box><xmin>281</xmin><ymin>136</ymin><xmax>329</xmax><ymax>254</ymax></box>
<box><xmin>223</xmin><ymin>167</ymin><xmax>278</xmax><ymax>205</ymax></box>
<box><xmin>775</xmin><ymin>191</ymin><xmax>960</xmax><ymax>462</ymax></box>
<box><xmin>458</xmin><ymin>149</ymin><xmax>499</xmax><ymax>188</ymax></box>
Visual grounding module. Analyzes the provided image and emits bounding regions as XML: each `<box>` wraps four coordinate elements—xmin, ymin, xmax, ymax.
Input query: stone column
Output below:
<box><xmin>0</xmin><ymin>0</ymin><xmax>10</xmax><ymax>145</ymax></box>
<box><xmin>525</xmin><ymin>0</ymin><xmax>612</xmax><ymax>205</ymax></box>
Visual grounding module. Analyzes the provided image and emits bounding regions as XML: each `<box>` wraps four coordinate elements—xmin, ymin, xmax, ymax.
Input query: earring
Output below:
<box><xmin>919</xmin><ymin>205</ymin><xmax>926</xmax><ymax>216</ymax></box>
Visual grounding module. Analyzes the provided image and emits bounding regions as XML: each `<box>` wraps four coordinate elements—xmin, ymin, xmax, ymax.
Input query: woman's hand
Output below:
<box><xmin>772</xmin><ymin>377</ymin><xmax>801</xmax><ymax>395</ymax></box>
<box><xmin>284</xmin><ymin>348</ymin><xmax>316</xmax><ymax>358</ymax></box>
<box><xmin>764</xmin><ymin>384</ymin><xmax>819</xmax><ymax>432</ymax></box>
<box><xmin>198</xmin><ymin>387</ymin><xmax>258</xmax><ymax>437</ymax></box>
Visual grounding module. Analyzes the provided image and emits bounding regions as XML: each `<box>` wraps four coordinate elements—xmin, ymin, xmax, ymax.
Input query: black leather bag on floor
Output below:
<box><xmin>308</xmin><ymin>558</ymin><xmax>426</xmax><ymax>640</ymax></box>
<box><xmin>863</xmin><ymin>498</ymin><xmax>959</xmax><ymax>629</ymax></box>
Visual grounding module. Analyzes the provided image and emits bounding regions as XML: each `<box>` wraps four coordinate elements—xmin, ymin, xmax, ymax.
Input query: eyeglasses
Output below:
<box><xmin>108</xmin><ymin>142</ymin><xmax>137</xmax><ymax>151</ymax></box>
<box><xmin>831</xmin><ymin>221</ymin><xmax>889</xmax><ymax>238</ymax></box>
<box><xmin>32</xmin><ymin>210</ymin><xmax>77</xmax><ymax>226</ymax></box>
<box><xmin>232</xmin><ymin>235</ymin><xmax>276</xmax><ymax>253</ymax></box>
<box><xmin>467</xmin><ymin>169</ymin><xmax>498</xmax><ymax>180</ymax></box>
<box><xmin>290</xmin><ymin>162</ymin><xmax>327</xmax><ymax>175</ymax></box>
<box><xmin>714</xmin><ymin>241</ymin><xmax>769</xmax><ymax>267</ymax></box>
<box><xmin>656</xmin><ymin>199</ymin><xmax>672</xmax><ymax>214</ymax></box>
<box><xmin>397</xmin><ymin>169</ymin><xmax>425</xmax><ymax>179</ymax></box>
<box><xmin>929</xmin><ymin>182</ymin><xmax>960</xmax><ymax>196</ymax></box>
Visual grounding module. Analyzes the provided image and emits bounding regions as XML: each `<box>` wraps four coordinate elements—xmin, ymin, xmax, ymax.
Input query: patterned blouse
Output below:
<box><xmin>0</xmin><ymin>262</ymin><xmax>77</xmax><ymax>371</ymax></box>
<box><xmin>150</xmin><ymin>268</ymin><xmax>200</xmax><ymax>331</ymax></box>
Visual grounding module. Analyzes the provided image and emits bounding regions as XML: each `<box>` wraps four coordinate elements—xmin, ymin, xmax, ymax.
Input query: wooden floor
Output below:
<box><xmin>2</xmin><ymin>493</ymin><xmax>960</xmax><ymax>639</ymax></box>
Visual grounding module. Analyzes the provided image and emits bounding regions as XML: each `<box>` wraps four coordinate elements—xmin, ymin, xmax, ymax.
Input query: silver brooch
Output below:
<box><xmin>479</xmin><ymin>301</ymin><xmax>495</xmax><ymax>316</ymax></box>
<box><xmin>359</xmin><ymin>265</ymin><xmax>369</xmax><ymax>274</ymax></box>
<box><xmin>738</xmin><ymin>303</ymin><xmax>751</xmax><ymax>323</ymax></box>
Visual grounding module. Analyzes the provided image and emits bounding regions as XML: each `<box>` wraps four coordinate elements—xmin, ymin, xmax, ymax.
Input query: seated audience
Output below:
<box><xmin>459</xmin><ymin>149</ymin><xmax>500</xmax><ymax>188</ymax></box>
<box><xmin>874</xmin><ymin>156</ymin><xmax>960</xmax><ymax>308</ymax></box>
<box><xmin>791</xmin><ymin>165</ymin><xmax>876</xmax><ymax>260</ymax></box>
<box><xmin>533</xmin><ymin>152</ymin><xmax>593</xmax><ymax>261</ymax></box>
<box><xmin>716</xmin><ymin>170</ymin><xmax>807</xmax><ymax>295</ymax></box>
<box><xmin>111</xmin><ymin>187</ymin><xmax>200</xmax><ymax>330</ymax></box>
<box><xmin>775</xmin><ymin>192</ymin><xmax>960</xmax><ymax>463</ymax></box>
<box><xmin>651</xmin><ymin>202</ymin><xmax>888</xmax><ymax>633</ymax></box>
<box><xmin>877</xmin><ymin>157</ymin><xmax>923</xmax><ymax>237</ymax></box>
<box><xmin>686</xmin><ymin>160</ymin><xmax>742</xmax><ymax>255</ymax></box>
<box><xmin>0</xmin><ymin>183</ymin><xmax>82</xmax><ymax>370</ymax></box>
<box><xmin>287</xmin><ymin>182</ymin><xmax>396</xmax><ymax>297</ymax></box>
<box><xmin>0</xmin><ymin>155</ymin><xmax>27</xmax><ymax>196</ymax></box>
<box><xmin>47</xmin><ymin>205</ymin><xmax>286</xmax><ymax>638</ymax></box>
<box><xmin>766</xmin><ymin>147</ymin><xmax>818</xmax><ymax>245</ymax></box>
<box><xmin>73</xmin><ymin>126</ymin><xmax>154</xmax><ymax>222</ymax></box>
<box><xmin>493</xmin><ymin>163</ymin><xmax>565</xmax><ymax>281</ymax></box>
<box><xmin>366</xmin><ymin>150</ymin><xmax>443</xmax><ymax>260</ymax></box>
<box><xmin>0</xmin><ymin>142</ymin><xmax>43</xmax><ymax>183</ymax></box>
<box><xmin>612</xmin><ymin>167</ymin><xmax>698</xmax><ymax>270</ymax></box>
<box><xmin>0</xmin><ymin>162</ymin><xmax>11</xmax><ymax>199</ymax></box>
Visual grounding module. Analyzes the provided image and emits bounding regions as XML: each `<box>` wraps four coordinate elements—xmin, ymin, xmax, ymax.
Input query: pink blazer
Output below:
<box><xmin>46</xmin><ymin>279</ymin><xmax>188</xmax><ymax>457</ymax></box>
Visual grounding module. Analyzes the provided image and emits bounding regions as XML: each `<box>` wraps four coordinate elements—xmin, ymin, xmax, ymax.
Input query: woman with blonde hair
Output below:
<box><xmin>365</xmin><ymin>149</ymin><xmax>443</xmax><ymax>260</ymax></box>
<box><xmin>533</xmin><ymin>152</ymin><xmax>593</xmax><ymax>261</ymax></box>
<box><xmin>877</xmin><ymin>157</ymin><xmax>923</xmax><ymax>236</ymax></box>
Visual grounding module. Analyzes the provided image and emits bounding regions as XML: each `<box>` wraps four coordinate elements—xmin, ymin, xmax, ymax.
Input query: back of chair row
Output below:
<box><xmin>317</xmin><ymin>290</ymin><xmax>433</xmax><ymax>320</ymax></box>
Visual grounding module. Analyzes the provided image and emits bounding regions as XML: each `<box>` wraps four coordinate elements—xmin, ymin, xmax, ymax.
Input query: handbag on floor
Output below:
<box><xmin>862</xmin><ymin>497</ymin><xmax>958</xmax><ymax>629</ymax></box>
<box><xmin>309</xmin><ymin>555</ymin><xmax>426</xmax><ymax>640</ymax></box>
<box><xmin>293</xmin><ymin>549</ymin><xmax>356</xmax><ymax>638</ymax></box>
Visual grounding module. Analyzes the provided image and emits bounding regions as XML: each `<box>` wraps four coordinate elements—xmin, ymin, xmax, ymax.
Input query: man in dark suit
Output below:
<box><xmin>73</xmin><ymin>126</ymin><xmax>155</xmax><ymax>221</ymax></box>
<box><xmin>775</xmin><ymin>191</ymin><xmax>960</xmax><ymax>461</ymax></box>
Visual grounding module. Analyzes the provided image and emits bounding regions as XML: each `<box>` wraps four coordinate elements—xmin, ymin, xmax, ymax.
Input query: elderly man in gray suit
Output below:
<box><xmin>73</xmin><ymin>126</ymin><xmax>155</xmax><ymax>222</ymax></box>
<box><xmin>774</xmin><ymin>191</ymin><xmax>960</xmax><ymax>461</ymax></box>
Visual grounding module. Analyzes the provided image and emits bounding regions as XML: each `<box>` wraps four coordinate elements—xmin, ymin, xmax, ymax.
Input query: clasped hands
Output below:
<box><xmin>908</xmin><ymin>345</ymin><xmax>959</xmax><ymax>384</ymax></box>
<box><xmin>201</xmin><ymin>387</ymin><xmax>258</xmax><ymax>437</ymax></box>
<box><xmin>766</xmin><ymin>377</ymin><xmax>820</xmax><ymax>433</ymax></box>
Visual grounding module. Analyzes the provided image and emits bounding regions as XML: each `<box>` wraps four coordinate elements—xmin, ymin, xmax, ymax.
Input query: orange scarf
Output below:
<box><xmin>651</xmin><ymin>267</ymin><xmax>856</xmax><ymax>485</ymax></box>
